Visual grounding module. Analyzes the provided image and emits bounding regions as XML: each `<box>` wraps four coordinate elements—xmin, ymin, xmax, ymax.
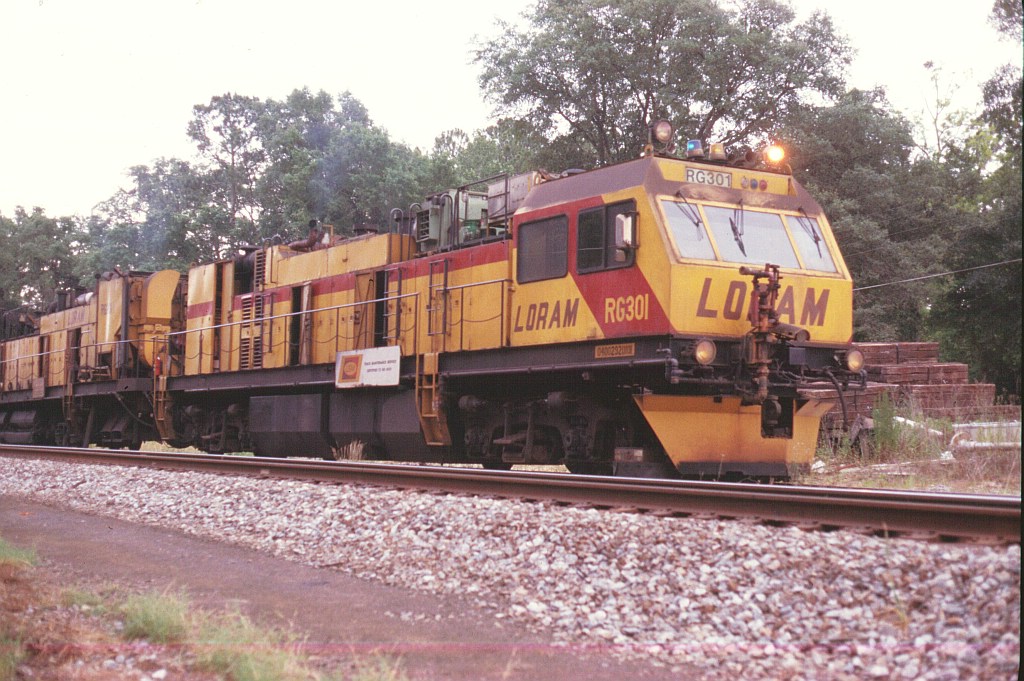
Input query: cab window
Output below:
<box><xmin>576</xmin><ymin>200</ymin><xmax>636</xmax><ymax>273</ymax></box>
<box><xmin>702</xmin><ymin>206</ymin><xmax>800</xmax><ymax>268</ymax></box>
<box><xmin>662</xmin><ymin>199</ymin><xmax>716</xmax><ymax>261</ymax></box>
<box><xmin>517</xmin><ymin>215</ymin><xmax>568</xmax><ymax>283</ymax></box>
<box><xmin>786</xmin><ymin>215</ymin><xmax>837</xmax><ymax>272</ymax></box>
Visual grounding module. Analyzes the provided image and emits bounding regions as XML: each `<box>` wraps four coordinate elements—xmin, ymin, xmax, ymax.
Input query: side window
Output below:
<box><xmin>577</xmin><ymin>209</ymin><xmax>605</xmax><ymax>271</ymax></box>
<box><xmin>517</xmin><ymin>215</ymin><xmax>568</xmax><ymax>283</ymax></box>
<box><xmin>576</xmin><ymin>200</ymin><xmax>636</xmax><ymax>273</ymax></box>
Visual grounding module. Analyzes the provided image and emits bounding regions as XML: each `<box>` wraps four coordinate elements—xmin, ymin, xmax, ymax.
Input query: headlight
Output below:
<box><xmin>694</xmin><ymin>339</ymin><xmax>717</xmax><ymax>365</ymax></box>
<box><xmin>845</xmin><ymin>349</ymin><xmax>865</xmax><ymax>372</ymax></box>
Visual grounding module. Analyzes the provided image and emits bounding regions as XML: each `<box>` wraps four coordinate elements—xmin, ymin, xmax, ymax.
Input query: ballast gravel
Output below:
<box><xmin>1</xmin><ymin>458</ymin><xmax>1018</xmax><ymax>680</ymax></box>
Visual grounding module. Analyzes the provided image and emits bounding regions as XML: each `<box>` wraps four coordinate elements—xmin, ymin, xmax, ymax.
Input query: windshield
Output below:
<box><xmin>664</xmin><ymin>198</ymin><xmax>716</xmax><ymax>260</ymax></box>
<box><xmin>702</xmin><ymin>206</ymin><xmax>800</xmax><ymax>268</ymax></box>
<box><xmin>786</xmin><ymin>215</ymin><xmax>837</xmax><ymax>272</ymax></box>
<box><xmin>661</xmin><ymin>199</ymin><xmax>838</xmax><ymax>271</ymax></box>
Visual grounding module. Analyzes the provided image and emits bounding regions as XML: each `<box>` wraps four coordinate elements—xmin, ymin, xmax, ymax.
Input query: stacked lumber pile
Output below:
<box><xmin>803</xmin><ymin>341</ymin><xmax>1010</xmax><ymax>432</ymax></box>
<box><xmin>857</xmin><ymin>342</ymin><xmax>940</xmax><ymax>365</ymax></box>
<box><xmin>801</xmin><ymin>382</ymin><xmax>893</xmax><ymax>425</ymax></box>
<box><xmin>866</xmin><ymin>363</ymin><xmax>968</xmax><ymax>385</ymax></box>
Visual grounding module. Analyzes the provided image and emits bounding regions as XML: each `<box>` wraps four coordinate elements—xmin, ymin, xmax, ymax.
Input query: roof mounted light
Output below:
<box><xmin>651</xmin><ymin>119</ymin><xmax>674</xmax><ymax>145</ymax></box>
<box><xmin>763</xmin><ymin>144</ymin><xmax>785</xmax><ymax>165</ymax></box>
<box><xmin>708</xmin><ymin>143</ymin><xmax>726</xmax><ymax>161</ymax></box>
<box><xmin>685</xmin><ymin>139</ymin><xmax>704</xmax><ymax>158</ymax></box>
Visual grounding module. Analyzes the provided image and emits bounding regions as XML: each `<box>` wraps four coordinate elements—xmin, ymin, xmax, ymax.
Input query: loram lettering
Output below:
<box><xmin>695</xmin><ymin>277</ymin><xmax>830</xmax><ymax>326</ymax></box>
<box><xmin>513</xmin><ymin>298</ymin><xmax>580</xmax><ymax>332</ymax></box>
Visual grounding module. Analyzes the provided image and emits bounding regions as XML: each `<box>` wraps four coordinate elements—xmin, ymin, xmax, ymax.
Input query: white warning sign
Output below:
<box><xmin>334</xmin><ymin>346</ymin><xmax>401</xmax><ymax>388</ymax></box>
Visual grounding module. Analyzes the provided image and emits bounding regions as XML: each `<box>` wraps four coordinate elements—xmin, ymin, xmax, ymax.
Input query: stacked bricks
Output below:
<box><xmin>804</xmin><ymin>342</ymin><xmax>1008</xmax><ymax>431</ymax></box>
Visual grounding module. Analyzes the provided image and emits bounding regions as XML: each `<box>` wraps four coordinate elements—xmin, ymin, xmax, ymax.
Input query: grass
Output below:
<box><xmin>122</xmin><ymin>591</ymin><xmax>190</xmax><ymax>643</ymax></box>
<box><xmin>194</xmin><ymin>607</ymin><xmax>307</xmax><ymax>681</ymax></box>
<box><xmin>347</xmin><ymin>656</ymin><xmax>409</xmax><ymax>681</ymax></box>
<box><xmin>0</xmin><ymin>634</ymin><xmax>26</xmax><ymax>681</ymax></box>
<box><xmin>0</xmin><ymin>536</ymin><xmax>34</xmax><ymax>681</ymax></box>
<box><xmin>120</xmin><ymin>591</ymin><xmax>409</xmax><ymax>681</ymax></box>
<box><xmin>809</xmin><ymin>395</ymin><xmax>1021</xmax><ymax>495</ymax></box>
<box><xmin>0</xmin><ymin>535</ymin><xmax>408</xmax><ymax>681</ymax></box>
<box><xmin>0</xmin><ymin>538</ymin><xmax>36</xmax><ymax>571</ymax></box>
<box><xmin>60</xmin><ymin>586</ymin><xmax>107</xmax><ymax>608</ymax></box>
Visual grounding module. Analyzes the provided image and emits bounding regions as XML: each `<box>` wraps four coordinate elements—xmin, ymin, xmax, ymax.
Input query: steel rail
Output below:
<box><xmin>1</xmin><ymin>444</ymin><xmax>1019</xmax><ymax>543</ymax></box>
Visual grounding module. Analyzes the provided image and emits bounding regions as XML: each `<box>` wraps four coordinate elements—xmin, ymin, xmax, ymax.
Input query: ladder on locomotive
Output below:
<box><xmin>417</xmin><ymin>260</ymin><xmax>451</xmax><ymax>446</ymax></box>
<box><xmin>152</xmin><ymin>368</ymin><xmax>172</xmax><ymax>441</ymax></box>
<box><xmin>426</xmin><ymin>259</ymin><xmax>448</xmax><ymax>341</ymax></box>
<box><xmin>381</xmin><ymin>266</ymin><xmax>403</xmax><ymax>345</ymax></box>
<box><xmin>415</xmin><ymin>350</ymin><xmax>450</xmax><ymax>446</ymax></box>
<box><xmin>60</xmin><ymin>345</ymin><xmax>76</xmax><ymax>438</ymax></box>
<box><xmin>240</xmin><ymin>251</ymin><xmax>267</xmax><ymax>370</ymax></box>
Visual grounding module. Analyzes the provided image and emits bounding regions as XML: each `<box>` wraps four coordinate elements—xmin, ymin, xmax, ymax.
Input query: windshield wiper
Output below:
<box><xmin>673</xmin><ymin>191</ymin><xmax>705</xmax><ymax>241</ymax></box>
<box><xmin>730</xmin><ymin>201</ymin><xmax>747</xmax><ymax>256</ymax></box>
<box><xmin>797</xmin><ymin>207</ymin><xmax>822</xmax><ymax>257</ymax></box>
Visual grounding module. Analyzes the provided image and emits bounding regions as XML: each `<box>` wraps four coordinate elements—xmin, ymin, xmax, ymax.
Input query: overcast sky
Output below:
<box><xmin>0</xmin><ymin>0</ymin><xmax>1019</xmax><ymax>217</ymax></box>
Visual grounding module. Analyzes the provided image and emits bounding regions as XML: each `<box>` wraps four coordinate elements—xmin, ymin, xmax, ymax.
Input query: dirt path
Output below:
<box><xmin>0</xmin><ymin>496</ymin><xmax>690</xmax><ymax>680</ymax></box>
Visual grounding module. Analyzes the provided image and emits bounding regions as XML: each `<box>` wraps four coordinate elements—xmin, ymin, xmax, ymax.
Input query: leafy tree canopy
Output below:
<box><xmin>476</xmin><ymin>0</ymin><xmax>851</xmax><ymax>166</ymax></box>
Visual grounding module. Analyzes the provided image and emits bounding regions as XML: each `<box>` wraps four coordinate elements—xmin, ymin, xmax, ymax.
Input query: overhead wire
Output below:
<box><xmin>853</xmin><ymin>259</ymin><xmax>1022</xmax><ymax>292</ymax></box>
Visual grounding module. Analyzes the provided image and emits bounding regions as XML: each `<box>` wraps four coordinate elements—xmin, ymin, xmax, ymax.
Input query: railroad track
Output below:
<box><xmin>1</xmin><ymin>444</ymin><xmax>1019</xmax><ymax>544</ymax></box>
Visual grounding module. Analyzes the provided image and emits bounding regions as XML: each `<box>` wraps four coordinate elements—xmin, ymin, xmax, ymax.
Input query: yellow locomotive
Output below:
<box><xmin>1</xmin><ymin>129</ymin><xmax>864</xmax><ymax>478</ymax></box>
<box><xmin>1</xmin><ymin>269</ymin><xmax>183</xmax><ymax>448</ymax></box>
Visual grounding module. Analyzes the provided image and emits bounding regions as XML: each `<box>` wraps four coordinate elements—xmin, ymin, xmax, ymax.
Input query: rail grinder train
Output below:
<box><xmin>0</xmin><ymin>125</ymin><xmax>865</xmax><ymax>478</ymax></box>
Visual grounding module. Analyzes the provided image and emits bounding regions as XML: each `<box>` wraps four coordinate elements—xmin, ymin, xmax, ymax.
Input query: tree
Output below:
<box><xmin>427</xmin><ymin>129</ymin><xmax>472</xmax><ymax>191</ymax></box>
<box><xmin>777</xmin><ymin>89</ymin><xmax>946</xmax><ymax>341</ymax></box>
<box><xmin>256</xmin><ymin>88</ymin><xmax>344</xmax><ymax>237</ymax></box>
<box><xmin>914</xmin><ymin>63</ymin><xmax>977</xmax><ymax>162</ymax></box>
<box><xmin>254</xmin><ymin>89</ymin><xmax>430</xmax><ymax>238</ymax></box>
<box><xmin>77</xmin><ymin>158</ymin><xmax>228</xmax><ymax>279</ymax></box>
<box><xmin>0</xmin><ymin>213</ymin><xmax>20</xmax><ymax>309</ymax></box>
<box><xmin>187</xmin><ymin>93</ymin><xmax>267</xmax><ymax>240</ymax></box>
<box><xmin>476</xmin><ymin>0</ymin><xmax>850</xmax><ymax>167</ymax></box>
<box><xmin>1</xmin><ymin>208</ymin><xmax>79</xmax><ymax>308</ymax></box>
<box><xmin>989</xmin><ymin>0</ymin><xmax>1022</xmax><ymax>43</ymax></box>
<box><xmin>927</xmin><ymin>6</ymin><xmax>1022</xmax><ymax>397</ymax></box>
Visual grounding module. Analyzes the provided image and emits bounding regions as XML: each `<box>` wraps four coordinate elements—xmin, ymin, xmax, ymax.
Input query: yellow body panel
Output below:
<box><xmin>447</xmin><ymin>259</ymin><xmax>509</xmax><ymax>351</ymax></box>
<box><xmin>510</xmin><ymin>274</ymin><xmax>601</xmax><ymax>346</ymax></box>
<box><xmin>185</xmin><ymin>263</ymin><xmax>219</xmax><ymax>375</ymax></box>
<box><xmin>96</xmin><ymin>277</ymin><xmax>123</xmax><ymax>349</ymax></box>
<box><xmin>34</xmin><ymin>300</ymin><xmax>97</xmax><ymax>387</ymax></box>
<box><xmin>634</xmin><ymin>395</ymin><xmax>833</xmax><ymax>468</ymax></box>
<box><xmin>2</xmin><ymin>336</ymin><xmax>40</xmax><ymax>390</ymax></box>
<box><xmin>187</xmin><ymin>234</ymin><xmax>417</xmax><ymax>374</ymax></box>
<box><xmin>142</xmin><ymin>270</ymin><xmax>180</xmax><ymax>322</ymax></box>
<box><xmin>217</xmin><ymin>262</ymin><xmax>235</xmax><ymax>374</ymax></box>
<box><xmin>510</xmin><ymin>187</ymin><xmax>668</xmax><ymax>346</ymax></box>
<box><xmin>669</xmin><ymin>263</ymin><xmax>853</xmax><ymax>343</ymax></box>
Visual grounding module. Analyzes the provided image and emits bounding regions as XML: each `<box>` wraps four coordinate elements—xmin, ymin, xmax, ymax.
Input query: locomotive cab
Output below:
<box><xmin>500</xmin><ymin>140</ymin><xmax>863</xmax><ymax>478</ymax></box>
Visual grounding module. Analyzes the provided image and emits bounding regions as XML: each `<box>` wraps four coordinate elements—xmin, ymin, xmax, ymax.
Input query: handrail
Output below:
<box><xmin>3</xmin><ymin>273</ymin><xmax>514</xmax><ymax>391</ymax></box>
